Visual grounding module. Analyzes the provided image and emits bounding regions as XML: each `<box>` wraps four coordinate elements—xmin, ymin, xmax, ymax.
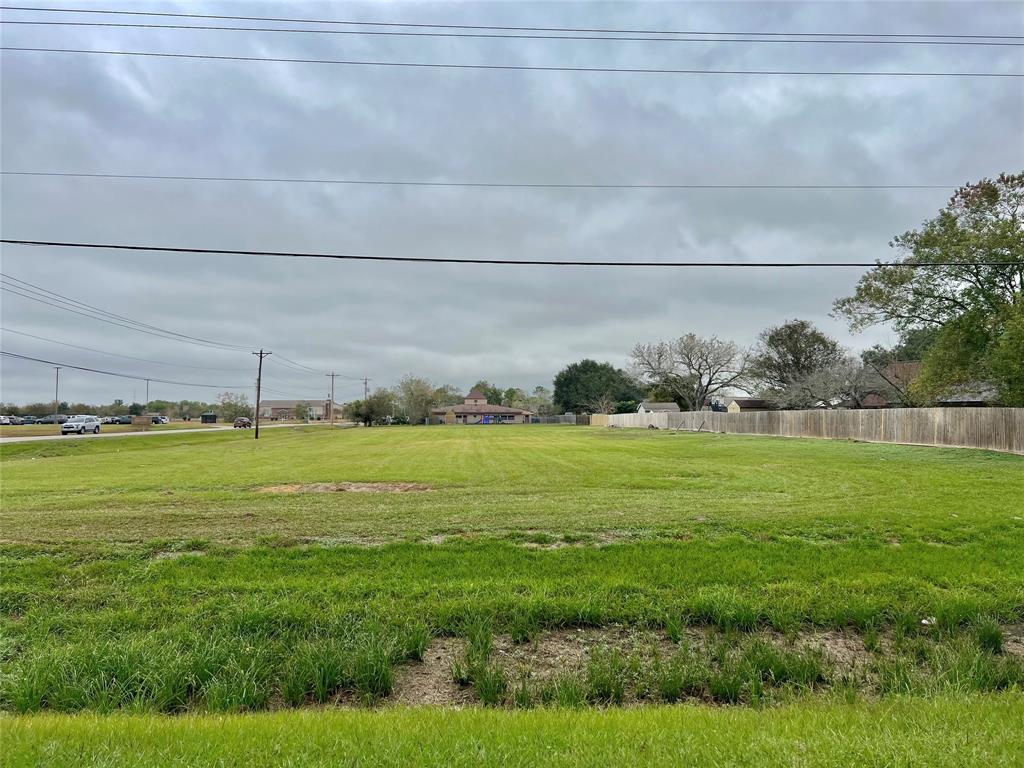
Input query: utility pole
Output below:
<box><xmin>363</xmin><ymin>377</ymin><xmax>369</xmax><ymax>401</ymax></box>
<box><xmin>326</xmin><ymin>372</ymin><xmax>337</xmax><ymax>427</ymax></box>
<box><xmin>53</xmin><ymin>366</ymin><xmax>60</xmax><ymax>434</ymax></box>
<box><xmin>145</xmin><ymin>379</ymin><xmax>150</xmax><ymax>412</ymax></box>
<box><xmin>252</xmin><ymin>349</ymin><xmax>271</xmax><ymax>440</ymax></box>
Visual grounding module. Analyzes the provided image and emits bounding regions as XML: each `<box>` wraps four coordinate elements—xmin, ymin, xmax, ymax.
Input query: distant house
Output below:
<box><xmin>938</xmin><ymin>384</ymin><xmax>998</xmax><ymax>407</ymax></box>
<box><xmin>430</xmin><ymin>389</ymin><xmax>533</xmax><ymax>424</ymax></box>
<box><xmin>726</xmin><ymin>398</ymin><xmax>774</xmax><ymax>413</ymax></box>
<box><xmin>258</xmin><ymin>399</ymin><xmax>341</xmax><ymax>421</ymax></box>
<box><xmin>637</xmin><ymin>401</ymin><xmax>681</xmax><ymax>414</ymax></box>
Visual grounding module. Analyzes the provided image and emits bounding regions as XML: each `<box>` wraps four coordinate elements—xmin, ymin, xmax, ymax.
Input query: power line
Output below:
<box><xmin>3</xmin><ymin>47</ymin><xmax>1018</xmax><ymax>77</ymax></box>
<box><xmin>0</xmin><ymin>350</ymin><xmax>250</xmax><ymax>388</ymax></box>
<box><xmin>0</xmin><ymin>283</ymin><xmax>253</xmax><ymax>351</ymax></box>
<box><xmin>0</xmin><ymin>171</ymin><xmax>960</xmax><ymax>191</ymax></box>
<box><xmin>0</xmin><ymin>272</ymin><xmax>250</xmax><ymax>350</ymax></box>
<box><xmin>0</xmin><ymin>278</ymin><xmax>247</xmax><ymax>354</ymax></box>
<box><xmin>1</xmin><ymin>6</ymin><xmax>1017</xmax><ymax>40</ymax></box>
<box><xmin>0</xmin><ymin>327</ymin><xmax>251</xmax><ymax>371</ymax></box>
<box><xmin>270</xmin><ymin>353</ymin><xmax>325</xmax><ymax>375</ymax></box>
<box><xmin>1</xmin><ymin>272</ymin><xmax>341</xmax><ymax>381</ymax></box>
<box><xmin>4</xmin><ymin>19</ymin><xmax>1021</xmax><ymax>46</ymax></box>
<box><xmin>3</xmin><ymin>239</ymin><xmax>1018</xmax><ymax>269</ymax></box>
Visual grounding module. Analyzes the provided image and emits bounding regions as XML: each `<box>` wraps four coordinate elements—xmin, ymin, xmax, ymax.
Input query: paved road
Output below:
<box><xmin>0</xmin><ymin>422</ymin><xmax>304</xmax><ymax>444</ymax></box>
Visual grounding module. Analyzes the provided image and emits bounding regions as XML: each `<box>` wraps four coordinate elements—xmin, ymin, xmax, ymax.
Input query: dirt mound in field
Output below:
<box><xmin>258</xmin><ymin>482</ymin><xmax>433</xmax><ymax>494</ymax></box>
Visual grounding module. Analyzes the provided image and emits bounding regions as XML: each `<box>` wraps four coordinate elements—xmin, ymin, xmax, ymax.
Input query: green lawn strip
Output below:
<box><xmin>3</xmin><ymin>694</ymin><xmax>1023</xmax><ymax>767</ymax></box>
<box><xmin>2</xmin><ymin>426</ymin><xmax>1021</xmax><ymax>545</ymax></box>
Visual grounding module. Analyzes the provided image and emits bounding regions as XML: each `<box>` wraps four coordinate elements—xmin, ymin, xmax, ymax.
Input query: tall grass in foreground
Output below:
<box><xmin>3</xmin><ymin>609</ymin><xmax>1022</xmax><ymax>712</ymax></box>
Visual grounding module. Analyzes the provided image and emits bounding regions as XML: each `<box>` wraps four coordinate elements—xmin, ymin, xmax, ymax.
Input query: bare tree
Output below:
<box><xmin>585</xmin><ymin>393</ymin><xmax>616</xmax><ymax>415</ymax></box>
<box><xmin>631</xmin><ymin>334</ymin><xmax>749</xmax><ymax>411</ymax></box>
<box><xmin>774</xmin><ymin>357</ymin><xmax>888</xmax><ymax>409</ymax></box>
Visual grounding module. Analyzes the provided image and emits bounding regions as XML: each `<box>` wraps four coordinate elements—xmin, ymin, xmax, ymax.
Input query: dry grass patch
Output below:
<box><xmin>258</xmin><ymin>482</ymin><xmax>433</xmax><ymax>494</ymax></box>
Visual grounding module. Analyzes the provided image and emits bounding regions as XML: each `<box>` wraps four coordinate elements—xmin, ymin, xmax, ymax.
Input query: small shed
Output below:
<box><xmin>726</xmin><ymin>398</ymin><xmax>773</xmax><ymax>413</ymax></box>
<box><xmin>200</xmin><ymin>411</ymin><xmax>218</xmax><ymax>424</ymax></box>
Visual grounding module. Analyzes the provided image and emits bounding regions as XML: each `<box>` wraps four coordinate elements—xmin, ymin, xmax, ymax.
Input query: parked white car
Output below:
<box><xmin>61</xmin><ymin>415</ymin><xmax>101</xmax><ymax>435</ymax></box>
<box><xmin>0</xmin><ymin>415</ymin><xmax>10</xmax><ymax>425</ymax></box>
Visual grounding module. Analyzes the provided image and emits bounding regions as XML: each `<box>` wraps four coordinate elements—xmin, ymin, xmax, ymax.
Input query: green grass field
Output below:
<box><xmin>1</xmin><ymin>425</ymin><xmax>1022</xmax><ymax>764</ymax></box>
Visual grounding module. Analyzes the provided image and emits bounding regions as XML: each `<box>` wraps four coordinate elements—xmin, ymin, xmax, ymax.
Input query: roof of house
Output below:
<box><xmin>464</xmin><ymin>389</ymin><xmax>488</xmax><ymax>400</ymax></box>
<box><xmin>639</xmin><ymin>401</ymin><xmax>681</xmax><ymax>412</ymax></box>
<box><xmin>881</xmin><ymin>361</ymin><xmax>923</xmax><ymax>383</ymax></box>
<box><xmin>861</xmin><ymin>393</ymin><xmax>890</xmax><ymax>408</ymax></box>
<box><xmin>938</xmin><ymin>383</ymin><xmax>998</xmax><ymax>404</ymax></box>
<box><xmin>430</xmin><ymin>403</ymin><xmax>533</xmax><ymax>415</ymax></box>
<box><xmin>728</xmin><ymin>398</ymin><xmax>774</xmax><ymax>409</ymax></box>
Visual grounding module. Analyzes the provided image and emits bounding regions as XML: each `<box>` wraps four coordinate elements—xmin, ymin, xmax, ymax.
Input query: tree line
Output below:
<box><xmin>343</xmin><ymin>377</ymin><xmax>561</xmax><ymax>426</ymax></box>
<box><xmin>562</xmin><ymin>173</ymin><xmax>1024</xmax><ymax>412</ymax></box>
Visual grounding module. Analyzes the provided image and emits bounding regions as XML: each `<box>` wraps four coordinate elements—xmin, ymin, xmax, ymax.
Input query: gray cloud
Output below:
<box><xmin>2</xmin><ymin>1</ymin><xmax>1022</xmax><ymax>405</ymax></box>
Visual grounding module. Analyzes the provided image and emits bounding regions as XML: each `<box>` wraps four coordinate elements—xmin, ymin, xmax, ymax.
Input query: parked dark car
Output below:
<box><xmin>233</xmin><ymin>417</ymin><xmax>252</xmax><ymax>429</ymax></box>
<box><xmin>21</xmin><ymin>416</ymin><xmax>37</xmax><ymax>425</ymax></box>
<box><xmin>116</xmin><ymin>415</ymin><xmax>134</xmax><ymax>424</ymax></box>
<box><xmin>6</xmin><ymin>415</ymin><xmax>24</xmax><ymax>425</ymax></box>
<box><xmin>36</xmin><ymin>415</ymin><xmax>67</xmax><ymax>425</ymax></box>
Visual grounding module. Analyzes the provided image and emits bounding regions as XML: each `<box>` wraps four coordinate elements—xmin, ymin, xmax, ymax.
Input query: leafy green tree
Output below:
<box><xmin>987</xmin><ymin>301</ymin><xmax>1024</xmax><ymax>406</ymax></box>
<box><xmin>345</xmin><ymin>389</ymin><xmax>396</xmax><ymax>426</ymax></box>
<box><xmin>501</xmin><ymin>387</ymin><xmax>527</xmax><ymax>408</ymax></box>
<box><xmin>470</xmin><ymin>380</ymin><xmax>503</xmax><ymax>406</ymax></box>
<box><xmin>294</xmin><ymin>401</ymin><xmax>311</xmax><ymax>421</ymax></box>
<box><xmin>396</xmin><ymin>375</ymin><xmax>437</xmax><ymax>424</ymax></box>
<box><xmin>524</xmin><ymin>385</ymin><xmax>555</xmax><ymax>416</ymax></box>
<box><xmin>20</xmin><ymin>402</ymin><xmax>54</xmax><ymax>417</ymax></box>
<box><xmin>749</xmin><ymin>320</ymin><xmax>844</xmax><ymax>393</ymax></box>
<box><xmin>432</xmin><ymin>384</ymin><xmax>464</xmax><ymax>407</ymax></box>
<box><xmin>861</xmin><ymin>327</ymin><xmax>939</xmax><ymax>370</ymax></box>
<box><xmin>834</xmin><ymin>173</ymin><xmax>1023</xmax><ymax>403</ymax></box>
<box><xmin>128</xmin><ymin>402</ymin><xmax>145</xmax><ymax>415</ymax></box>
<box><xmin>217</xmin><ymin>392</ymin><xmax>252</xmax><ymax>421</ymax></box>
<box><xmin>552</xmin><ymin>360</ymin><xmax>641</xmax><ymax>413</ymax></box>
<box><xmin>147</xmin><ymin>399</ymin><xmax>173</xmax><ymax>416</ymax></box>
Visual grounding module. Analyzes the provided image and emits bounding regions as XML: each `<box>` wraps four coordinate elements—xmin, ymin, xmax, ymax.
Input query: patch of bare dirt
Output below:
<box><xmin>153</xmin><ymin>550</ymin><xmax>206</xmax><ymax>560</ymax></box>
<box><xmin>493</xmin><ymin>627</ymin><xmax>685</xmax><ymax>681</ymax></box>
<box><xmin>1004</xmin><ymin>624</ymin><xmax>1024</xmax><ymax>657</ymax></box>
<box><xmin>786</xmin><ymin>629</ymin><xmax>875</xmax><ymax>671</ymax></box>
<box><xmin>258</xmin><ymin>482</ymin><xmax>433</xmax><ymax>494</ymax></box>
<box><xmin>391</xmin><ymin>637</ymin><xmax>475</xmax><ymax>707</ymax></box>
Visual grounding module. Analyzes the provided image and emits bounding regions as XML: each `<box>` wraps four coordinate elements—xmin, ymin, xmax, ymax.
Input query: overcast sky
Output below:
<box><xmin>1</xmin><ymin>1</ymin><xmax>1022</xmax><ymax>406</ymax></box>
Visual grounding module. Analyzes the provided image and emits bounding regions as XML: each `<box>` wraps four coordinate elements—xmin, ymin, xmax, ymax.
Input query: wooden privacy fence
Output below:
<box><xmin>601</xmin><ymin>408</ymin><xmax>1024</xmax><ymax>454</ymax></box>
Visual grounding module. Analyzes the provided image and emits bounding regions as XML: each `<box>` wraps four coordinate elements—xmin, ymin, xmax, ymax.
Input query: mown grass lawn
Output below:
<box><xmin>1</xmin><ymin>425</ymin><xmax>1022</xmax><ymax>764</ymax></box>
<box><xmin>4</xmin><ymin>696</ymin><xmax>1023</xmax><ymax>768</ymax></box>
